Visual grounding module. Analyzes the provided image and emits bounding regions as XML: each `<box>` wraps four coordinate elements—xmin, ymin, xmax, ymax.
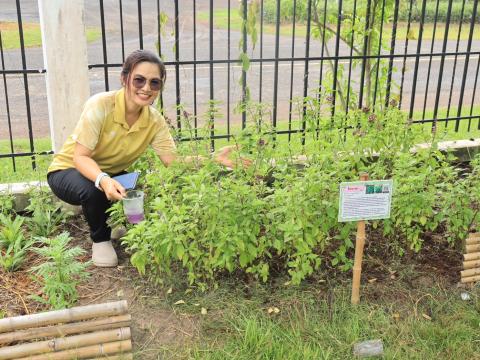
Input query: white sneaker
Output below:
<box><xmin>92</xmin><ymin>241</ymin><xmax>118</xmax><ymax>267</ymax></box>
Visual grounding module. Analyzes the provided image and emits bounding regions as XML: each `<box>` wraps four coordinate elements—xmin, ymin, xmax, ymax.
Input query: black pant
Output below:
<box><xmin>47</xmin><ymin>168</ymin><xmax>112</xmax><ymax>243</ymax></box>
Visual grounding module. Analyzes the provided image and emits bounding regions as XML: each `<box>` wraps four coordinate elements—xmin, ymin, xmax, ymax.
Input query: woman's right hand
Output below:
<box><xmin>100</xmin><ymin>177</ymin><xmax>127</xmax><ymax>201</ymax></box>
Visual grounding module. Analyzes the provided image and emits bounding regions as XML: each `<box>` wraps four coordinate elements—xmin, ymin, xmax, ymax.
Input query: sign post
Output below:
<box><xmin>351</xmin><ymin>173</ymin><xmax>368</xmax><ymax>305</ymax></box>
<box><xmin>338</xmin><ymin>174</ymin><xmax>393</xmax><ymax>304</ymax></box>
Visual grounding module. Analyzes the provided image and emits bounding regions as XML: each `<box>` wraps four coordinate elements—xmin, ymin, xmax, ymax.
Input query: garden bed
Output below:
<box><xmin>0</xmin><ymin>213</ymin><xmax>476</xmax><ymax>358</ymax></box>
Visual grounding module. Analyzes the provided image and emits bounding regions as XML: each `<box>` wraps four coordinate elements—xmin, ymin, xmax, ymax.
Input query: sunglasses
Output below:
<box><xmin>132</xmin><ymin>75</ymin><xmax>163</xmax><ymax>91</ymax></box>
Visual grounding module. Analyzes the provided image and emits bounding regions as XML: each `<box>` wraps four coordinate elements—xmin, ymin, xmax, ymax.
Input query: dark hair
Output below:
<box><xmin>121</xmin><ymin>49</ymin><xmax>166</xmax><ymax>92</ymax></box>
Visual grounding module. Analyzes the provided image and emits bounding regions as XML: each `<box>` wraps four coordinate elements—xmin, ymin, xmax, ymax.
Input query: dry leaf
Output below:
<box><xmin>166</xmin><ymin>287</ymin><xmax>173</xmax><ymax>294</ymax></box>
<box><xmin>174</xmin><ymin>300</ymin><xmax>185</xmax><ymax>305</ymax></box>
<box><xmin>422</xmin><ymin>313</ymin><xmax>432</xmax><ymax>321</ymax></box>
<box><xmin>201</xmin><ymin>307</ymin><xmax>208</xmax><ymax>315</ymax></box>
<box><xmin>368</xmin><ymin>278</ymin><xmax>377</xmax><ymax>283</ymax></box>
<box><xmin>392</xmin><ymin>313</ymin><xmax>400</xmax><ymax>320</ymax></box>
<box><xmin>267</xmin><ymin>307</ymin><xmax>280</xmax><ymax>314</ymax></box>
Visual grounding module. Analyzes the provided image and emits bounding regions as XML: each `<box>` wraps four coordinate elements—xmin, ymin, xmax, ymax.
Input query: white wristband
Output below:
<box><xmin>95</xmin><ymin>172</ymin><xmax>110</xmax><ymax>190</ymax></box>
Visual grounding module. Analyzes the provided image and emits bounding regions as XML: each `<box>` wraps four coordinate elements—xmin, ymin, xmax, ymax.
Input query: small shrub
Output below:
<box><xmin>30</xmin><ymin>232</ymin><xmax>90</xmax><ymax>310</ymax></box>
<box><xmin>25</xmin><ymin>188</ymin><xmax>68</xmax><ymax>237</ymax></box>
<box><xmin>116</xmin><ymin>102</ymin><xmax>473</xmax><ymax>288</ymax></box>
<box><xmin>0</xmin><ymin>192</ymin><xmax>14</xmax><ymax>215</ymax></box>
<box><xmin>0</xmin><ymin>214</ymin><xmax>34</xmax><ymax>271</ymax></box>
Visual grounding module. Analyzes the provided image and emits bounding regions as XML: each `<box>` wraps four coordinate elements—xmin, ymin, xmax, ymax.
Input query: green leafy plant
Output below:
<box><xmin>30</xmin><ymin>232</ymin><xmax>90</xmax><ymax>310</ymax></box>
<box><xmin>25</xmin><ymin>188</ymin><xmax>68</xmax><ymax>237</ymax></box>
<box><xmin>114</xmin><ymin>99</ymin><xmax>473</xmax><ymax>288</ymax></box>
<box><xmin>0</xmin><ymin>192</ymin><xmax>14</xmax><ymax>215</ymax></box>
<box><xmin>0</xmin><ymin>214</ymin><xmax>34</xmax><ymax>271</ymax></box>
<box><xmin>442</xmin><ymin>153</ymin><xmax>480</xmax><ymax>243</ymax></box>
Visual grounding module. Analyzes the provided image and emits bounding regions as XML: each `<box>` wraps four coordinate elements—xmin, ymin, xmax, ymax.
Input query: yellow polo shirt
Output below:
<box><xmin>48</xmin><ymin>88</ymin><xmax>176</xmax><ymax>175</ymax></box>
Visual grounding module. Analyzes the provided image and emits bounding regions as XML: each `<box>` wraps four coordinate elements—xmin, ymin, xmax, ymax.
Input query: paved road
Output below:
<box><xmin>0</xmin><ymin>0</ymin><xmax>479</xmax><ymax>140</ymax></box>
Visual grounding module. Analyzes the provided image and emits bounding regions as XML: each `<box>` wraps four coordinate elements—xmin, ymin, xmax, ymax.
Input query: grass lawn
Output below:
<box><xmin>0</xmin><ymin>22</ymin><xmax>101</xmax><ymax>49</ymax></box>
<box><xmin>132</xmin><ymin>259</ymin><xmax>480</xmax><ymax>359</ymax></box>
<box><xmin>197</xmin><ymin>10</ymin><xmax>480</xmax><ymax>42</ymax></box>
<box><xmin>0</xmin><ymin>138</ymin><xmax>52</xmax><ymax>183</ymax></box>
<box><xmin>187</xmin><ymin>287</ymin><xmax>479</xmax><ymax>359</ymax></box>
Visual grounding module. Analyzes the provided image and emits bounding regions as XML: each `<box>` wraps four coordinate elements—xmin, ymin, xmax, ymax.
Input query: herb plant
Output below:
<box><xmin>115</xmin><ymin>102</ymin><xmax>474</xmax><ymax>288</ymax></box>
<box><xmin>0</xmin><ymin>214</ymin><xmax>34</xmax><ymax>271</ymax></box>
<box><xmin>30</xmin><ymin>232</ymin><xmax>90</xmax><ymax>310</ymax></box>
<box><xmin>25</xmin><ymin>188</ymin><xmax>68</xmax><ymax>237</ymax></box>
<box><xmin>0</xmin><ymin>192</ymin><xmax>14</xmax><ymax>215</ymax></box>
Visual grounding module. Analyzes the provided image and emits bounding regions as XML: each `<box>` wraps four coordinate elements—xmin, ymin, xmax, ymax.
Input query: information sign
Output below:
<box><xmin>338</xmin><ymin>180</ymin><xmax>393</xmax><ymax>222</ymax></box>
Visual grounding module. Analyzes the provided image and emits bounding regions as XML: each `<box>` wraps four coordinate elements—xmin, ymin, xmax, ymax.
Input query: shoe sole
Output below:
<box><xmin>93</xmin><ymin>261</ymin><xmax>118</xmax><ymax>267</ymax></box>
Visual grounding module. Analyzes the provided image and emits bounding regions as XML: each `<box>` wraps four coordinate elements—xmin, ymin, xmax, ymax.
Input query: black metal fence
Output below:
<box><xmin>1</xmin><ymin>0</ymin><xmax>479</xmax><ymax>174</ymax></box>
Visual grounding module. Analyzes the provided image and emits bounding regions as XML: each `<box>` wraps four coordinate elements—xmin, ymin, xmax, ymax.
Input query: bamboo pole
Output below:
<box><xmin>461</xmin><ymin>268</ymin><xmax>480</xmax><ymax>278</ymax></box>
<box><xmin>0</xmin><ymin>327</ymin><xmax>131</xmax><ymax>359</ymax></box>
<box><xmin>464</xmin><ymin>252</ymin><xmax>480</xmax><ymax>261</ymax></box>
<box><xmin>88</xmin><ymin>355</ymin><xmax>133</xmax><ymax>360</ymax></box>
<box><xmin>463</xmin><ymin>260</ymin><xmax>480</xmax><ymax>270</ymax></box>
<box><xmin>0</xmin><ymin>300</ymin><xmax>128</xmax><ymax>333</ymax></box>
<box><xmin>466</xmin><ymin>237</ymin><xmax>480</xmax><ymax>246</ymax></box>
<box><xmin>351</xmin><ymin>173</ymin><xmax>369</xmax><ymax>305</ymax></box>
<box><xmin>460</xmin><ymin>274</ymin><xmax>480</xmax><ymax>283</ymax></box>
<box><xmin>466</xmin><ymin>244</ymin><xmax>480</xmax><ymax>253</ymax></box>
<box><xmin>14</xmin><ymin>340</ymin><xmax>132</xmax><ymax>360</ymax></box>
<box><xmin>0</xmin><ymin>314</ymin><xmax>131</xmax><ymax>345</ymax></box>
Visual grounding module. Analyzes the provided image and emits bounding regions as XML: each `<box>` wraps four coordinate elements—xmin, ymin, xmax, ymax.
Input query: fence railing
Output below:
<box><xmin>1</xmin><ymin>0</ymin><xmax>479</xmax><ymax>174</ymax></box>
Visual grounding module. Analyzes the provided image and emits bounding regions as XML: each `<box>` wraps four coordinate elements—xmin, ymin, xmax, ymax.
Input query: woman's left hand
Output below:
<box><xmin>214</xmin><ymin>145</ymin><xmax>252</xmax><ymax>169</ymax></box>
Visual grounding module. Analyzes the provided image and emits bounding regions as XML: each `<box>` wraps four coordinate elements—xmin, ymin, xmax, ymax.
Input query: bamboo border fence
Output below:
<box><xmin>0</xmin><ymin>300</ymin><xmax>133</xmax><ymax>359</ymax></box>
<box><xmin>462</xmin><ymin>233</ymin><xmax>480</xmax><ymax>284</ymax></box>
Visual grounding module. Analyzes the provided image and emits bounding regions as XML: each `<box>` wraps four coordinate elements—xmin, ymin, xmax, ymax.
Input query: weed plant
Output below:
<box><xmin>25</xmin><ymin>187</ymin><xmax>69</xmax><ymax>238</ymax></box>
<box><xmin>0</xmin><ymin>214</ymin><xmax>34</xmax><ymax>271</ymax></box>
<box><xmin>0</xmin><ymin>192</ymin><xmax>14</xmax><ymax>215</ymax></box>
<box><xmin>30</xmin><ymin>232</ymin><xmax>90</xmax><ymax>310</ymax></box>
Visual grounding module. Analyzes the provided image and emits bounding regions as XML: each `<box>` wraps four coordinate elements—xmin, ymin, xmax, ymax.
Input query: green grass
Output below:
<box><xmin>0</xmin><ymin>22</ymin><xmax>101</xmax><ymax>49</ymax></box>
<box><xmin>197</xmin><ymin>10</ymin><xmax>480</xmax><ymax>41</ymax></box>
<box><xmin>133</xmin><ymin>274</ymin><xmax>480</xmax><ymax>359</ymax></box>
<box><xmin>418</xmin><ymin>106</ymin><xmax>480</xmax><ymax>141</ymax></box>
<box><xmin>0</xmin><ymin>138</ymin><xmax>52</xmax><ymax>183</ymax></box>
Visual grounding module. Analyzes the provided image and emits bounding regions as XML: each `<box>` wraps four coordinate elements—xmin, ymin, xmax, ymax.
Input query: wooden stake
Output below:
<box><xmin>461</xmin><ymin>268</ymin><xmax>480</xmax><ymax>278</ymax></box>
<box><xmin>463</xmin><ymin>260</ymin><xmax>480</xmax><ymax>270</ymax></box>
<box><xmin>0</xmin><ymin>314</ymin><xmax>131</xmax><ymax>345</ymax></box>
<box><xmin>14</xmin><ymin>340</ymin><xmax>132</xmax><ymax>360</ymax></box>
<box><xmin>463</xmin><ymin>252</ymin><xmax>480</xmax><ymax>261</ymax></box>
<box><xmin>351</xmin><ymin>173</ymin><xmax>369</xmax><ymax>305</ymax></box>
<box><xmin>460</xmin><ymin>274</ymin><xmax>480</xmax><ymax>284</ymax></box>
<box><xmin>0</xmin><ymin>300</ymin><xmax>128</xmax><ymax>333</ymax></box>
<box><xmin>0</xmin><ymin>327</ymin><xmax>130</xmax><ymax>359</ymax></box>
<box><xmin>466</xmin><ymin>244</ymin><xmax>480</xmax><ymax>253</ymax></box>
